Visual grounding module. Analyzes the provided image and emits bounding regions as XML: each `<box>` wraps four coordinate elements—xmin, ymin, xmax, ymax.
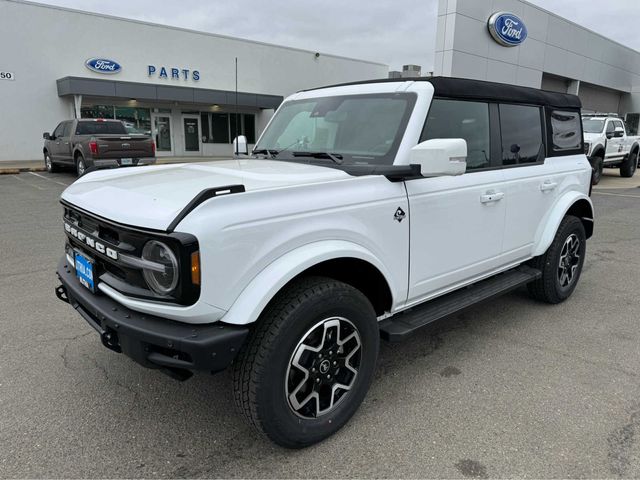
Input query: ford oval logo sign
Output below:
<box><xmin>488</xmin><ymin>12</ymin><xmax>527</xmax><ymax>47</ymax></box>
<box><xmin>85</xmin><ymin>58</ymin><xmax>122</xmax><ymax>74</ymax></box>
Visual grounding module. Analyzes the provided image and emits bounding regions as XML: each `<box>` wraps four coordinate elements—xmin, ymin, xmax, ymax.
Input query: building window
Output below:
<box><xmin>81</xmin><ymin>105</ymin><xmax>115</xmax><ymax>119</ymax></box>
<box><xmin>499</xmin><ymin>104</ymin><xmax>544</xmax><ymax>165</ymax></box>
<box><xmin>201</xmin><ymin>112</ymin><xmax>255</xmax><ymax>143</ymax></box>
<box><xmin>115</xmin><ymin>107</ymin><xmax>151</xmax><ymax>135</ymax></box>
<box><xmin>422</xmin><ymin>99</ymin><xmax>490</xmax><ymax>170</ymax></box>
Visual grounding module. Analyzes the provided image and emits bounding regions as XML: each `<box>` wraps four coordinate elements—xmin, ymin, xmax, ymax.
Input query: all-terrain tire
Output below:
<box><xmin>232</xmin><ymin>276</ymin><xmax>379</xmax><ymax>448</ymax></box>
<box><xmin>620</xmin><ymin>149</ymin><xmax>638</xmax><ymax>178</ymax></box>
<box><xmin>527</xmin><ymin>215</ymin><xmax>586</xmax><ymax>304</ymax></box>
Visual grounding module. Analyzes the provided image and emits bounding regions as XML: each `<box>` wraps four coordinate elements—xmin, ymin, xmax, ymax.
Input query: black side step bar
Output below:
<box><xmin>379</xmin><ymin>266</ymin><xmax>541</xmax><ymax>342</ymax></box>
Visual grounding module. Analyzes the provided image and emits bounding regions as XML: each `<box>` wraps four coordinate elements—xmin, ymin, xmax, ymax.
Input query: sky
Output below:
<box><xmin>34</xmin><ymin>0</ymin><xmax>640</xmax><ymax>71</ymax></box>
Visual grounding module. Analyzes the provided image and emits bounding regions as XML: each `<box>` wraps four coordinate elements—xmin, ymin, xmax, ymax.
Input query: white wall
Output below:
<box><xmin>434</xmin><ymin>0</ymin><xmax>640</xmax><ymax>96</ymax></box>
<box><xmin>0</xmin><ymin>0</ymin><xmax>387</xmax><ymax>161</ymax></box>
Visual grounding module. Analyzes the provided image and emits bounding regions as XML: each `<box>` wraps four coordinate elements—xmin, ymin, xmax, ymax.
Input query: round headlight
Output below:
<box><xmin>141</xmin><ymin>240</ymin><xmax>179</xmax><ymax>295</ymax></box>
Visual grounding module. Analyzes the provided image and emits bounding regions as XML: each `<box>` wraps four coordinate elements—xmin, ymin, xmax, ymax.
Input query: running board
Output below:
<box><xmin>379</xmin><ymin>266</ymin><xmax>541</xmax><ymax>342</ymax></box>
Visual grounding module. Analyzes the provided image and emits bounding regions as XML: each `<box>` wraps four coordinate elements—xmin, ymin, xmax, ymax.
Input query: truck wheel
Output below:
<box><xmin>76</xmin><ymin>155</ymin><xmax>87</xmax><ymax>177</ymax></box>
<box><xmin>233</xmin><ymin>276</ymin><xmax>379</xmax><ymax>448</ymax></box>
<box><xmin>620</xmin><ymin>150</ymin><xmax>638</xmax><ymax>178</ymax></box>
<box><xmin>44</xmin><ymin>152</ymin><xmax>60</xmax><ymax>173</ymax></box>
<box><xmin>527</xmin><ymin>216</ymin><xmax>586</xmax><ymax>304</ymax></box>
<box><xmin>590</xmin><ymin>156</ymin><xmax>603</xmax><ymax>185</ymax></box>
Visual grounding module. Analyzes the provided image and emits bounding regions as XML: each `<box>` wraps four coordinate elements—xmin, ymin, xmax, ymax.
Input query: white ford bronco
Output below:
<box><xmin>582</xmin><ymin>114</ymin><xmax>639</xmax><ymax>184</ymax></box>
<box><xmin>56</xmin><ymin>77</ymin><xmax>594</xmax><ymax>448</ymax></box>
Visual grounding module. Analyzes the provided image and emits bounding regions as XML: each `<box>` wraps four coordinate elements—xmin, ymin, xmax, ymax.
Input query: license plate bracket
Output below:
<box><xmin>75</xmin><ymin>251</ymin><xmax>95</xmax><ymax>292</ymax></box>
<box><xmin>120</xmin><ymin>158</ymin><xmax>133</xmax><ymax>165</ymax></box>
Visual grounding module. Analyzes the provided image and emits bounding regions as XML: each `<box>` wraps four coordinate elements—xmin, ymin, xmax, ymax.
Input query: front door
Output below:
<box><xmin>151</xmin><ymin>114</ymin><xmax>173</xmax><ymax>156</ymax></box>
<box><xmin>406</xmin><ymin>170</ymin><xmax>507</xmax><ymax>305</ymax></box>
<box><xmin>182</xmin><ymin>115</ymin><xmax>201</xmax><ymax>155</ymax></box>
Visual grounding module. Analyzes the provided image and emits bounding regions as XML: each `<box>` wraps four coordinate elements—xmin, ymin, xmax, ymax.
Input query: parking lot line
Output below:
<box><xmin>28</xmin><ymin>171</ymin><xmax>72</xmax><ymax>187</ymax></box>
<box><xmin>12</xmin><ymin>174</ymin><xmax>45</xmax><ymax>190</ymax></box>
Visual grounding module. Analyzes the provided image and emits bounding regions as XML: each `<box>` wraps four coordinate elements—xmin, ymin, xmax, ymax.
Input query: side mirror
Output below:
<box><xmin>409</xmin><ymin>138</ymin><xmax>467</xmax><ymax>177</ymax></box>
<box><xmin>43</xmin><ymin>132</ymin><xmax>51</xmax><ymax>140</ymax></box>
<box><xmin>614</xmin><ymin>127</ymin><xmax>624</xmax><ymax>138</ymax></box>
<box><xmin>233</xmin><ymin>135</ymin><xmax>248</xmax><ymax>156</ymax></box>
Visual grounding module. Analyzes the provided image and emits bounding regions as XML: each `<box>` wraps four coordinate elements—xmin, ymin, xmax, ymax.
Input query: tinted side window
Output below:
<box><xmin>53</xmin><ymin>123</ymin><xmax>64</xmax><ymax>138</ymax></box>
<box><xmin>62</xmin><ymin>122</ymin><xmax>72</xmax><ymax>137</ymax></box>
<box><xmin>422</xmin><ymin>99</ymin><xmax>490</xmax><ymax>170</ymax></box>
<box><xmin>614</xmin><ymin>120</ymin><xmax>624</xmax><ymax>131</ymax></box>
<box><xmin>550</xmin><ymin>110</ymin><xmax>581</xmax><ymax>151</ymax></box>
<box><xmin>499</xmin><ymin>104</ymin><xmax>544</xmax><ymax>165</ymax></box>
<box><xmin>606</xmin><ymin>121</ymin><xmax>615</xmax><ymax>134</ymax></box>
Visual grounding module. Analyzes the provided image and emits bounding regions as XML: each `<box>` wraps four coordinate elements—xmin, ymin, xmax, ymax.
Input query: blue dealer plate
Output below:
<box><xmin>75</xmin><ymin>251</ymin><xmax>95</xmax><ymax>291</ymax></box>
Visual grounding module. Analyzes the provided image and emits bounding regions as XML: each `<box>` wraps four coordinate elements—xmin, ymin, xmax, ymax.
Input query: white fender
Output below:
<box><xmin>220</xmin><ymin>240</ymin><xmax>396</xmax><ymax>326</ymax></box>
<box><xmin>532</xmin><ymin>191</ymin><xmax>594</xmax><ymax>257</ymax></box>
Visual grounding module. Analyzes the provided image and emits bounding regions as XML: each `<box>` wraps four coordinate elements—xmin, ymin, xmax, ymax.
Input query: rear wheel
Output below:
<box><xmin>590</xmin><ymin>155</ymin><xmax>603</xmax><ymax>185</ymax></box>
<box><xmin>75</xmin><ymin>155</ymin><xmax>86</xmax><ymax>177</ymax></box>
<box><xmin>620</xmin><ymin>149</ymin><xmax>638</xmax><ymax>178</ymax></box>
<box><xmin>527</xmin><ymin>216</ymin><xmax>586</xmax><ymax>304</ymax></box>
<box><xmin>233</xmin><ymin>276</ymin><xmax>379</xmax><ymax>448</ymax></box>
<box><xmin>44</xmin><ymin>152</ymin><xmax>60</xmax><ymax>173</ymax></box>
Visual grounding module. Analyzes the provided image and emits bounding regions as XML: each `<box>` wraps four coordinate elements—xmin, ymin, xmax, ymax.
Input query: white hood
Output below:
<box><xmin>61</xmin><ymin>159</ymin><xmax>350</xmax><ymax>230</ymax></box>
<box><xmin>583</xmin><ymin>132</ymin><xmax>603</xmax><ymax>143</ymax></box>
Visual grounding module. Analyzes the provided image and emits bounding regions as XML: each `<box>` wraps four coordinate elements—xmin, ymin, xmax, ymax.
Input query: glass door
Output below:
<box><xmin>182</xmin><ymin>115</ymin><xmax>201</xmax><ymax>154</ymax></box>
<box><xmin>151</xmin><ymin>113</ymin><xmax>173</xmax><ymax>156</ymax></box>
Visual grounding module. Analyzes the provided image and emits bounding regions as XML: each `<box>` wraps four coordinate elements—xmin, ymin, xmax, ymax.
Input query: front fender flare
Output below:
<box><xmin>532</xmin><ymin>192</ymin><xmax>594</xmax><ymax>257</ymax></box>
<box><xmin>220</xmin><ymin>240</ymin><xmax>395</xmax><ymax>326</ymax></box>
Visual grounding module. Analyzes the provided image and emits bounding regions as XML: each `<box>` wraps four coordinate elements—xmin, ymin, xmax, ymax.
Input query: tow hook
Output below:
<box><xmin>55</xmin><ymin>284</ymin><xmax>69</xmax><ymax>304</ymax></box>
<box><xmin>101</xmin><ymin>329</ymin><xmax>122</xmax><ymax>353</ymax></box>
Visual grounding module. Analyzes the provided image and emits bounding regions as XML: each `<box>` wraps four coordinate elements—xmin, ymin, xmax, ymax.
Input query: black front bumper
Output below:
<box><xmin>56</xmin><ymin>257</ymin><xmax>249</xmax><ymax>380</ymax></box>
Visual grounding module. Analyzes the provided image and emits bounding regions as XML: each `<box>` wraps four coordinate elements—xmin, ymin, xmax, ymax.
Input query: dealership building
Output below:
<box><xmin>0</xmin><ymin>0</ymin><xmax>386</xmax><ymax>162</ymax></box>
<box><xmin>434</xmin><ymin>0</ymin><xmax>640</xmax><ymax>133</ymax></box>
<box><xmin>3</xmin><ymin>0</ymin><xmax>640</xmax><ymax>163</ymax></box>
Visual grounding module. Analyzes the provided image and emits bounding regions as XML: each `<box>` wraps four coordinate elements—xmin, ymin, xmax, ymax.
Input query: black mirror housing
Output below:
<box><xmin>43</xmin><ymin>132</ymin><xmax>51</xmax><ymax>140</ymax></box>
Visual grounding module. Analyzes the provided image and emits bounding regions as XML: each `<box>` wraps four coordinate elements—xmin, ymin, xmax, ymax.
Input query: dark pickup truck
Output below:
<box><xmin>43</xmin><ymin>119</ymin><xmax>156</xmax><ymax>176</ymax></box>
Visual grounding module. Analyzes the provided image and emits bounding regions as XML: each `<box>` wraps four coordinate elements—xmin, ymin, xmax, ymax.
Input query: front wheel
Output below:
<box><xmin>233</xmin><ymin>276</ymin><xmax>379</xmax><ymax>448</ymax></box>
<box><xmin>44</xmin><ymin>153</ymin><xmax>60</xmax><ymax>173</ymax></box>
<box><xmin>527</xmin><ymin>215</ymin><xmax>586</xmax><ymax>304</ymax></box>
<box><xmin>620</xmin><ymin>150</ymin><xmax>638</xmax><ymax>178</ymax></box>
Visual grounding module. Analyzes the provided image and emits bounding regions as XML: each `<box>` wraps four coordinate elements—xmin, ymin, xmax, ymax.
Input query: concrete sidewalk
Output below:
<box><xmin>0</xmin><ymin>156</ymin><xmax>229</xmax><ymax>174</ymax></box>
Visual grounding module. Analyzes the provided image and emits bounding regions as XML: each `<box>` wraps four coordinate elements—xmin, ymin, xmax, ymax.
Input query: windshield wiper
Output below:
<box><xmin>252</xmin><ymin>148</ymin><xmax>278</xmax><ymax>158</ymax></box>
<box><xmin>292</xmin><ymin>151</ymin><xmax>344</xmax><ymax>165</ymax></box>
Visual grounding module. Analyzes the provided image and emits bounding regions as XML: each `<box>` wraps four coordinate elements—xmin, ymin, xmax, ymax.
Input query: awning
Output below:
<box><xmin>56</xmin><ymin>76</ymin><xmax>282</xmax><ymax>109</ymax></box>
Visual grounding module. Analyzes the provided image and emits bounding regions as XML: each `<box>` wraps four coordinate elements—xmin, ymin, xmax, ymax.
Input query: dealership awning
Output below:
<box><xmin>56</xmin><ymin>76</ymin><xmax>282</xmax><ymax>109</ymax></box>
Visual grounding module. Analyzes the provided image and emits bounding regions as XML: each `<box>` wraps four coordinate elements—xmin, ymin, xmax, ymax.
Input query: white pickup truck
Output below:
<box><xmin>582</xmin><ymin>115</ymin><xmax>639</xmax><ymax>184</ymax></box>
<box><xmin>56</xmin><ymin>77</ymin><xmax>593</xmax><ymax>448</ymax></box>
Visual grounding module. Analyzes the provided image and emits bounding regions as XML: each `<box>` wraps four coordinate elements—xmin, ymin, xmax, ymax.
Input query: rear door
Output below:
<box><xmin>406</xmin><ymin>98</ymin><xmax>506</xmax><ymax>303</ymax></box>
<box><xmin>58</xmin><ymin>121</ymin><xmax>74</xmax><ymax>163</ymax></box>
<box><xmin>500</xmin><ymin>106</ymin><xmax>583</xmax><ymax>263</ymax></box>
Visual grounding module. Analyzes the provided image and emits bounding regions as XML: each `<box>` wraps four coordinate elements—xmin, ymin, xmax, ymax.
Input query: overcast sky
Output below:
<box><xmin>37</xmin><ymin>0</ymin><xmax>640</xmax><ymax>71</ymax></box>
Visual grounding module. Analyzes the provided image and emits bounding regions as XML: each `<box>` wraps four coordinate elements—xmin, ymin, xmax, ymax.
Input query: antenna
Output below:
<box><xmin>234</xmin><ymin>57</ymin><xmax>239</xmax><ymax>156</ymax></box>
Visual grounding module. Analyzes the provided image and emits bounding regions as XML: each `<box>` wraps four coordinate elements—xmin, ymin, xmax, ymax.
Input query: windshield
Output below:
<box><xmin>254</xmin><ymin>93</ymin><xmax>416</xmax><ymax>165</ymax></box>
<box><xmin>582</xmin><ymin>119</ymin><xmax>605</xmax><ymax>133</ymax></box>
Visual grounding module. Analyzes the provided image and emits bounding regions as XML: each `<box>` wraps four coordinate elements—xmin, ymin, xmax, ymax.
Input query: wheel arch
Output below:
<box><xmin>220</xmin><ymin>240</ymin><xmax>395</xmax><ymax>326</ymax></box>
<box><xmin>533</xmin><ymin>193</ymin><xmax>594</xmax><ymax>257</ymax></box>
<box><xmin>591</xmin><ymin>144</ymin><xmax>605</xmax><ymax>158</ymax></box>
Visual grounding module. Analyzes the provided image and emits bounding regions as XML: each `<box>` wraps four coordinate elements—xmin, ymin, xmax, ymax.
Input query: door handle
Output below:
<box><xmin>480</xmin><ymin>191</ymin><xmax>504</xmax><ymax>203</ymax></box>
<box><xmin>540</xmin><ymin>181</ymin><xmax>558</xmax><ymax>192</ymax></box>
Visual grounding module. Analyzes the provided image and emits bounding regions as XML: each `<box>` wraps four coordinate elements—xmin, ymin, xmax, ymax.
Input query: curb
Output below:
<box><xmin>0</xmin><ymin>166</ymin><xmax>46</xmax><ymax>175</ymax></box>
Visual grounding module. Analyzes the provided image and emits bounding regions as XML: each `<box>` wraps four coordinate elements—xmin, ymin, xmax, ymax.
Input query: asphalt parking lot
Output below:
<box><xmin>1</xmin><ymin>168</ymin><xmax>639</xmax><ymax>478</ymax></box>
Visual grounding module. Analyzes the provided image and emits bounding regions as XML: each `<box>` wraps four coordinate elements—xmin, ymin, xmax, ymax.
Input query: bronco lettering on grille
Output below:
<box><xmin>64</xmin><ymin>222</ymin><xmax>118</xmax><ymax>260</ymax></box>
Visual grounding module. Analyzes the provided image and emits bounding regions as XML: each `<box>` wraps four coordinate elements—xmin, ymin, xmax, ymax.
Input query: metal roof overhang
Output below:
<box><xmin>56</xmin><ymin>76</ymin><xmax>283</xmax><ymax>109</ymax></box>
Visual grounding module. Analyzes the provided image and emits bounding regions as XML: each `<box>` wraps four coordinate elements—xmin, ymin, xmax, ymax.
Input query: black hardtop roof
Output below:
<box><xmin>301</xmin><ymin>76</ymin><xmax>581</xmax><ymax>109</ymax></box>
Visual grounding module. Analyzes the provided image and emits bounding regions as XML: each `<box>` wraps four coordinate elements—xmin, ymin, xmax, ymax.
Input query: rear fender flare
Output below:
<box><xmin>532</xmin><ymin>192</ymin><xmax>594</xmax><ymax>257</ymax></box>
<box><xmin>220</xmin><ymin>240</ymin><xmax>394</xmax><ymax>326</ymax></box>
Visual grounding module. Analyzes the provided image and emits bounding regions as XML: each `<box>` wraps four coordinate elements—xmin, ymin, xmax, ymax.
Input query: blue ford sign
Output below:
<box><xmin>85</xmin><ymin>58</ymin><xmax>122</xmax><ymax>74</ymax></box>
<box><xmin>487</xmin><ymin>12</ymin><xmax>527</xmax><ymax>47</ymax></box>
